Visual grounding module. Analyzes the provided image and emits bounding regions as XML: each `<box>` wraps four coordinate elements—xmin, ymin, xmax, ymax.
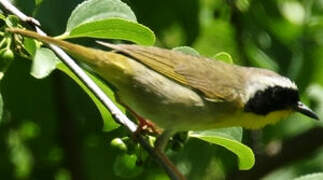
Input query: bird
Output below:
<box><xmin>8</xmin><ymin>28</ymin><xmax>319</xmax><ymax>151</ymax></box>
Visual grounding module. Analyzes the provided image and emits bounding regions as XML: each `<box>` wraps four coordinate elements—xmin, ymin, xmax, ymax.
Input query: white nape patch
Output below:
<box><xmin>243</xmin><ymin>75</ymin><xmax>297</xmax><ymax>103</ymax></box>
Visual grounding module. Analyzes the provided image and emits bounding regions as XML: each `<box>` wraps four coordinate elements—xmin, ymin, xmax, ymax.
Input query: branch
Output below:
<box><xmin>0</xmin><ymin>0</ymin><xmax>40</xmax><ymax>26</ymax></box>
<box><xmin>0</xmin><ymin>1</ymin><xmax>185</xmax><ymax>179</ymax></box>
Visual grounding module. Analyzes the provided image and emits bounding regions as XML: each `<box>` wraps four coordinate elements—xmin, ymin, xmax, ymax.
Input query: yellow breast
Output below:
<box><xmin>211</xmin><ymin>110</ymin><xmax>293</xmax><ymax>130</ymax></box>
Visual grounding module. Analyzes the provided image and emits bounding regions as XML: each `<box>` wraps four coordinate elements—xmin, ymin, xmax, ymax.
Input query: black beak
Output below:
<box><xmin>294</xmin><ymin>101</ymin><xmax>319</xmax><ymax>120</ymax></box>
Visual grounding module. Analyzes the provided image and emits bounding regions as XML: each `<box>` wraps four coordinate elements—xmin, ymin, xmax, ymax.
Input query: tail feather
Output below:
<box><xmin>8</xmin><ymin>28</ymin><xmax>106</xmax><ymax>66</ymax></box>
<box><xmin>7</xmin><ymin>28</ymin><xmax>133</xmax><ymax>84</ymax></box>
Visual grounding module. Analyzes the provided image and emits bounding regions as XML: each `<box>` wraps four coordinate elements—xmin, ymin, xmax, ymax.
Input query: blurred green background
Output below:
<box><xmin>1</xmin><ymin>0</ymin><xmax>323</xmax><ymax>179</ymax></box>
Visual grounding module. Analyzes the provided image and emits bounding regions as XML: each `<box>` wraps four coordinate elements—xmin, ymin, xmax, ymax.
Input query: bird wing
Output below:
<box><xmin>98</xmin><ymin>42</ymin><xmax>243</xmax><ymax>105</ymax></box>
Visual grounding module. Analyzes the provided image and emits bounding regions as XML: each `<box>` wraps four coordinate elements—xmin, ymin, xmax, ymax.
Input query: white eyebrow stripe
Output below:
<box><xmin>242</xmin><ymin>75</ymin><xmax>297</xmax><ymax>103</ymax></box>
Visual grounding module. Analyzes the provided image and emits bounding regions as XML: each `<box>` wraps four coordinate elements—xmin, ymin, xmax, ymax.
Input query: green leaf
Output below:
<box><xmin>0</xmin><ymin>13</ymin><xmax>5</xmax><ymax>21</ymax></box>
<box><xmin>31</xmin><ymin>48</ymin><xmax>59</xmax><ymax>79</ymax></box>
<box><xmin>213</xmin><ymin>52</ymin><xmax>234</xmax><ymax>64</ymax></box>
<box><xmin>306</xmin><ymin>84</ymin><xmax>323</xmax><ymax>121</ymax></box>
<box><xmin>293</xmin><ymin>173</ymin><xmax>323</xmax><ymax>180</ymax></box>
<box><xmin>110</xmin><ymin>138</ymin><xmax>128</xmax><ymax>152</ymax></box>
<box><xmin>245</xmin><ymin>40</ymin><xmax>278</xmax><ymax>71</ymax></box>
<box><xmin>0</xmin><ymin>48</ymin><xmax>14</xmax><ymax>79</ymax></box>
<box><xmin>0</xmin><ymin>92</ymin><xmax>3</xmax><ymax>124</ymax></box>
<box><xmin>67</xmin><ymin>18</ymin><xmax>155</xmax><ymax>45</ymax></box>
<box><xmin>66</xmin><ymin>0</ymin><xmax>136</xmax><ymax>32</ymax></box>
<box><xmin>5</xmin><ymin>15</ymin><xmax>20</xmax><ymax>28</ymax></box>
<box><xmin>62</xmin><ymin>0</ymin><xmax>155</xmax><ymax>45</ymax></box>
<box><xmin>172</xmin><ymin>46</ymin><xmax>200</xmax><ymax>56</ymax></box>
<box><xmin>56</xmin><ymin>63</ymin><xmax>121</xmax><ymax>132</ymax></box>
<box><xmin>113</xmin><ymin>154</ymin><xmax>143</xmax><ymax>178</ymax></box>
<box><xmin>189</xmin><ymin>128</ymin><xmax>255</xmax><ymax>170</ymax></box>
<box><xmin>55</xmin><ymin>169</ymin><xmax>71</xmax><ymax>180</ymax></box>
<box><xmin>23</xmin><ymin>37</ymin><xmax>38</xmax><ymax>56</ymax></box>
<box><xmin>35</xmin><ymin>0</ymin><xmax>44</xmax><ymax>6</ymax></box>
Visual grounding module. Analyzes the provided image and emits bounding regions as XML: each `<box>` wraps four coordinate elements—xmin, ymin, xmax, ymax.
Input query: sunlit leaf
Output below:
<box><xmin>173</xmin><ymin>46</ymin><xmax>200</xmax><ymax>56</ymax></box>
<box><xmin>66</xmin><ymin>0</ymin><xmax>136</xmax><ymax>32</ymax></box>
<box><xmin>189</xmin><ymin>128</ymin><xmax>255</xmax><ymax>170</ymax></box>
<box><xmin>62</xmin><ymin>0</ymin><xmax>155</xmax><ymax>45</ymax></box>
<box><xmin>293</xmin><ymin>173</ymin><xmax>323</xmax><ymax>180</ymax></box>
<box><xmin>31</xmin><ymin>48</ymin><xmax>59</xmax><ymax>79</ymax></box>
<box><xmin>67</xmin><ymin>18</ymin><xmax>155</xmax><ymax>45</ymax></box>
<box><xmin>213</xmin><ymin>52</ymin><xmax>234</xmax><ymax>64</ymax></box>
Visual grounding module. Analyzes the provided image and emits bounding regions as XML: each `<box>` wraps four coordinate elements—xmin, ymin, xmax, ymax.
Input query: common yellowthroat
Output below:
<box><xmin>8</xmin><ymin>28</ymin><xmax>319</xmax><ymax>150</ymax></box>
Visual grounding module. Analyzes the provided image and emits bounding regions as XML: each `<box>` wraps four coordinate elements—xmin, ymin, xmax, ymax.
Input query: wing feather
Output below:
<box><xmin>97</xmin><ymin>42</ymin><xmax>244</xmax><ymax>105</ymax></box>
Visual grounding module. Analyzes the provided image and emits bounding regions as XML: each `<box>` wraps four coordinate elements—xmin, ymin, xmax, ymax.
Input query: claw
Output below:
<box><xmin>133</xmin><ymin>111</ymin><xmax>162</xmax><ymax>135</ymax></box>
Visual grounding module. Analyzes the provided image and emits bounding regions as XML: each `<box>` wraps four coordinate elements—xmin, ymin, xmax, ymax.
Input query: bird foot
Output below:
<box><xmin>135</xmin><ymin>115</ymin><xmax>162</xmax><ymax>135</ymax></box>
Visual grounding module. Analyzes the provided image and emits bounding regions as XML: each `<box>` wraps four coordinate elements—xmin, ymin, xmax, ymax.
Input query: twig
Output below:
<box><xmin>0</xmin><ymin>1</ymin><xmax>186</xmax><ymax>179</ymax></box>
<box><xmin>0</xmin><ymin>0</ymin><xmax>40</xmax><ymax>26</ymax></box>
<box><xmin>135</xmin><ymin>134</ymin><xmax>186</xmax><ymax>180</ymax></box>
